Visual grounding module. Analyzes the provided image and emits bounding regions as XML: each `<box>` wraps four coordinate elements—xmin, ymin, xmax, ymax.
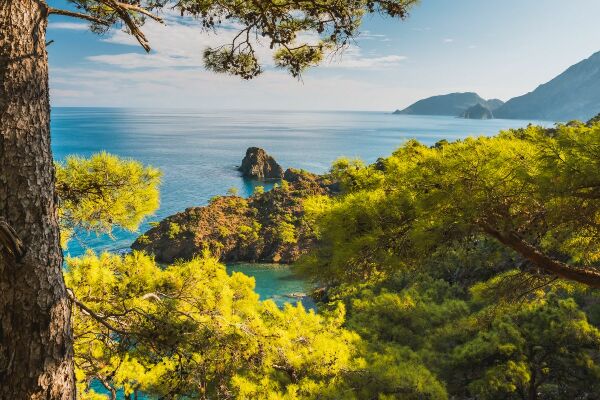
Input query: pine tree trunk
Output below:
<box><xmin>0</xmin><ymin>1</ymin><xmax>75</xmax><ymax>398</ymax></box>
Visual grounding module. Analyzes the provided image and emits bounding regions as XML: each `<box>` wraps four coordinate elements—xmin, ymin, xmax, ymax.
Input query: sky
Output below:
<box><xmin>47</xmin><ymin>0</ymin><xmax>600</xmax><ymax>111</ymax></box>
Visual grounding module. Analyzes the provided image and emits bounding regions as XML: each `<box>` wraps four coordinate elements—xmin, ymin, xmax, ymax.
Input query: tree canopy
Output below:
<box><xmin>301</xmin><ymin>117</ymin><xmax>600</xmax><ymax>289</ymax></box>
<box><xmin>55</xmin><ymin>152</ymin><xmax>161</xmax><ymax>248</ymax></box>
<box><xmin>47</xmin><ymin>111</ymin><xmax>600</xmax><ymax>399</ymax></box>
<box><xmin>56</xmin><ymin>153</ymin><xmax>444</xmax><ymax>399</ymax></box>
<box><xmin>49</xmin><ymin>0</ymin><xmax>418</xmax><ymax>78</ymax></box>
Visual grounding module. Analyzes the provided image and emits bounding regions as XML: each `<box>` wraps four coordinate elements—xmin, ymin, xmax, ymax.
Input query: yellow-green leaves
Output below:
<box><xmin>56</xmin><ymin>152</ymin><xmax>160</xmax><ymax>248</ymax></box>
<box><xmin>303</xmin><ymin>121</ymin><xmax>600</xmax><ymax>288</ymax></box>
<box><xmin>66</xmin><ymin>252</ymin><xmax>363</xmax><ymax>399</ymax></box>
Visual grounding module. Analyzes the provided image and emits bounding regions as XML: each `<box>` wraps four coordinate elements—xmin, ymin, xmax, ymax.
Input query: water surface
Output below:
<box><xmin>52</xmin><ymin>108</ymin><xmax>549</xmax><ymax>301</ymax></box>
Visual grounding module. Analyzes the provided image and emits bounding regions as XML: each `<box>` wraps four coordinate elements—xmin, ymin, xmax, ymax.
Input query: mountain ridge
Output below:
<box><xmin>393</xmin><ymin>92</ymin><xmax>503</xmax><ymax>117</ymax></box>
<box><xmin>393</xmin><ymin>50</ymin><xmax>600</xmax><ymax>121</ymax></box>
<box><xmin>494</xmin><ymin>51</ymin><xmax>600</xmax><ymax>121</ymax></box>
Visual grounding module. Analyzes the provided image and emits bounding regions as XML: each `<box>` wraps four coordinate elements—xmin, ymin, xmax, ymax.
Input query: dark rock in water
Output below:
<box><xmin>461</xmin><ymin>103</ymin><xmax>494</xmax><ymax>119</ymax></box>
<box><xmin>238</xmin><ymin>147</ymin><xmax>283</xmax><ymax>180</ymax></box>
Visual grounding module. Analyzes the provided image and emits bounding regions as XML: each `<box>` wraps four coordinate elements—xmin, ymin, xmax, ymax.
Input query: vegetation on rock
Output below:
<box><xmin>132</xmin><ymin>168</ymin><xmax>338</xmax><ymax>264</ymax></box>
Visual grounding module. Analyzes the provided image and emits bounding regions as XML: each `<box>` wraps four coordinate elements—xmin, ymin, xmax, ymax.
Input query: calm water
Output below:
<box><xmin>51</xmin><ymin>108</ymin><xmax>549</xmax><ymax>302</ymax></box>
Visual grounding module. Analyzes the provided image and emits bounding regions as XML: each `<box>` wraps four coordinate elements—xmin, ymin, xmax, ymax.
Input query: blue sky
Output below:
<box><xmin>47</xmin><ymin>0</ymin><xmax>600</xmax><ymax>110</ymax></box>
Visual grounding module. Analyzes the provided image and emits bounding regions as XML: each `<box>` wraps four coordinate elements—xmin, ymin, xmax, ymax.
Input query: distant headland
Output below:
<box><xmin>393</xmin><ymin>50</ymin><xmax>600</xmax><ymax>121</ymax></box>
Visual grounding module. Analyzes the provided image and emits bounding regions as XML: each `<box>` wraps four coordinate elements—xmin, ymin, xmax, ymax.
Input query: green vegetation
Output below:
<box><xmin>57</xmin><ymin>117</ymin><xmax>600</xmax><ymax>399</ymax></box>
<box><xmin>56</xmin><ymin>152</ymin><xmax>160</xmax><ymax>247</ymax></box>
<box><xmin>254</xmin><ymin>185</ymin><xmax>265</xmax><ymax>195</ymax></box>
<box><xmin>303</xmin><ymin>119</ymin><xmax>600</xmax><ymax>288</ymax></box>
<box><xmin>298</xmin><ymin>117</ymin><xmax>600</xmax><ymax>399</ymax></box>
<box><xmin>67</xmin><ymin>252</ymin><xmax>360</xmax><ymax>399</ymax></box>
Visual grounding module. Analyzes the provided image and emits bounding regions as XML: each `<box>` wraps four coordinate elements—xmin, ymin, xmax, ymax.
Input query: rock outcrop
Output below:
<box><xmin>132</xmin><ymin>169</ymin><xmax>337</xmax><ymax>264</ymax></box>
<box><xmin>461</xmin><ymin>103</ymin><xmax>494</xmax><ymax>119</ymax></box>
<box><xmin>238</xmin><ymin>147</ymin><xmax>284</xmax><ymax>180</ymax></box>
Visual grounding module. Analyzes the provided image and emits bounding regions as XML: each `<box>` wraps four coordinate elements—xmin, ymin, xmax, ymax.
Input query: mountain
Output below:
<box><xmin>494</xmin><ymin>51</ymin><xmax>600</xmax><ymax>121</ymax></box>
<box><xmin>486</xmin><ymin>99</ymin><xmax>505</xmax><ymax>111</ymax></box>
<box><xmin>393</xmin><ymin>92</ymin><xmax>504</xmax><ymax>116</ymax></box>
<box><xmin>461</xmin><ymin>103</ymin><xmax>494</xmax><ymax>119</ymax></box>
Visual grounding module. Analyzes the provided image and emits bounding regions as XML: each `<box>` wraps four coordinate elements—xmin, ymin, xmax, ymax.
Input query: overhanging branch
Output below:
<box><xmin>47</xmin><ymin>7</ymin><xmax>111</xmax><ymax>26</ymax></box>
<box><xmin>478</xmin><ymin>221</ymin><xmax>600</xmax><ymax>288</ymax></box>
<box><xmin>67</xmin><ymin>289</ymin><xmax>129</xmax><ymax>335</ymax></box>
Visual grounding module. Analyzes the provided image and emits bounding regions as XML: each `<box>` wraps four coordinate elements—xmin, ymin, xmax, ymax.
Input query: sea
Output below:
<box><xmin>51</xmin><ymin>108</ymin><xmax>550</xmax><ymax>305</ymax></box>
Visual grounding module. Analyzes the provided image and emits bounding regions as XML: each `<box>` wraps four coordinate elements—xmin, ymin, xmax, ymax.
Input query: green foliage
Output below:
<box><xmin>329</xmin><ymin>271</ymin><xmax>600</xmax><ymax>400</ymax></box>
<box><xmin>227</xmin><ymin>186</ymin><xmax>240</xmax><ymax>196</ymax></box>
<box><xmin>302</xmin><ymin>121</ymin><xmax>600</xmax><ymax>288</ymax></box>
<box><xmin>298</xmin><ymin>120</ymin><xmax>600</xmax><ymax>399</ymax></box>
<box><xmin>254</xmin><ymin>185</ymin><xmax>265</xmax><ymax>195</ymax></box>
<box><xmin>59</xmin><ymin>119</ymin><xmax>600</xmax><ymax>399</ymax></box>
<box><xmin>277</xmin><ymin>221</ymin><xmax>298</xmax><ymax>244</ymax></box>
<box><xmin>55</xmin><ymin>152</ymin><xmax>160</xmax><ymax>248</ymax></box>
<box><xmin>65</xmin><ymin>251</ymin><xmax>440</xmax><ymax>399</ymax></box>
<box><xmin>67</xmin><ymin>251</ymin><xmax>351</xmax><ymax>398</ymax></box>
<box><xmin>449</xmin><ymin>295</ymin><xmax>600</xmax><ymax>399</ymax></box>
<box><xmin>167</xmin><ymin>222</ymin><xmax>181</xmax><ymax>239</ymax></box>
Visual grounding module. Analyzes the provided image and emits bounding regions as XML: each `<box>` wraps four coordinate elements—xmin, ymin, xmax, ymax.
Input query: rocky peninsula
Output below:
<box><xmin>133</xmin><ymin>149</ymin><xmax>339</xmax><ymax>264</ymax></box>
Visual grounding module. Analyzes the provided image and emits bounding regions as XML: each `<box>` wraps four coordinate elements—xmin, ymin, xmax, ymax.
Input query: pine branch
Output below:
<box><xmin>479</xmin><ymin>221</ymin><xmax>600</xmax><ymax>288</ymax></box>
<box><xmin>47</xmin><ymin>7</ymin><xmax>111</xmax><ymax>26</ymax></box>
<box><xmin>67</xmin><ymin>289</ymin><xmax>129</xmax><ymax>335</ymax></box>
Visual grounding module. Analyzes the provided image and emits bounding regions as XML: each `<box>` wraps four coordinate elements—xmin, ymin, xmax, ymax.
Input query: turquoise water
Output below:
<box><xmin>228</xmin><ymin>263</ymin><xmax>315</xmax><ymax>308</ymax></box>
<box><xmin>51</xmin><ymin>108</ymin><xmax>549</xmax><ymax>301</ymax></box>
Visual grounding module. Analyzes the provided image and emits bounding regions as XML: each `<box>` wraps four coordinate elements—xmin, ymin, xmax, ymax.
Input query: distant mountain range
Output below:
<box><xmin>394</xmin><ymin>50</ymin><xmax>600</xmax><ymax>122</ymax></box>
<box><xmin>393</xmin><ymin>92</ymin><xmax>503</xmax><ymax>117</ymax></box>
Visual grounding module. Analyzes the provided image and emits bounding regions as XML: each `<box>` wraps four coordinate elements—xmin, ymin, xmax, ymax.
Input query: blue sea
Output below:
<box><xmin>51</xmin><ymin>108</ymin><xmax>550</xmax><ymax>303</ymax></box>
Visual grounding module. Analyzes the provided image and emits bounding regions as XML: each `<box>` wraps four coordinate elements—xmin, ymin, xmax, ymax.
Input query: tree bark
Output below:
<box><xmin>0</xmin><ymin>1</ymin><xmax>75</xmax><ymax>398</ymax></box>
<box><xmin>479</xmin><ymin>222</ymin><xmax>600</xmax><ymax>289</ymax></box>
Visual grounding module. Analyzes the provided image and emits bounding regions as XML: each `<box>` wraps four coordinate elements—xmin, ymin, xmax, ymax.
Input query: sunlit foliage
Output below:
<box><xmin>58</xmin><ymin>117</ymin><xmax>600</xmax><ymax>399</ymax></box>
<box><xmin>66</xmin><ymin>251</ymin><xmax>443</xmax><ymax>399</ymax></box>
<box><xmin>301</xmin><ymin>118</ymin><xmax>600</xmax><ymax>289</ymax></box>
<box><xmin>55</xmin><ymin>152</ymin><xmax>160</xmax><ymax>247</ymax></box>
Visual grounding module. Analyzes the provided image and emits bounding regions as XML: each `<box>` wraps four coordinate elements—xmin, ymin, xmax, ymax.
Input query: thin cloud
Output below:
<box><xmin>87</xmin><ymin>17</ymin><xmax>405</xmax><ymax>71</ymax></box>
<box><xmin>326</xmin><ymin>54</ymin><xmax>407</xmax><ymax>69</ymax></box>
<box><xmin>48</xmin><ymin>22</ymin><xmax>89</xmax><ymax>31</ymax></box>
<box><xmin>443</xmin><ymin>38</ymin><xmax>454</xmax><ymax>43</ymax></box>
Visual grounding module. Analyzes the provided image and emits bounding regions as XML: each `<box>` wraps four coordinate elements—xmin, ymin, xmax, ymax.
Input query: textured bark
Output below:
<box><xmin>0</xmin><ymin>1</ymin><xmax>75</xmax><ymax>398</ymax></box>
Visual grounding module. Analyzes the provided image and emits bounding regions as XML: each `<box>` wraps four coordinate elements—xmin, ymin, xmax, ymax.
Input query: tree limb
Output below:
<box><xmin>67</xmin><ymin>289</ymin><xmax>129</xmax><ymax>335</ymax></box>
<box><xmin>112</xmin><ymin>1</ymin><xmax>164</xmax><ymax>23</ymax></box>
<box><xmin>479</xmin><ymin>221</ymin><xmax>600</xmax><ymax>288</ymax></box>
<box><xmin>47</xmin><ymin>7</ymin><xmax>111</xmax><ymax>26</ymax></box>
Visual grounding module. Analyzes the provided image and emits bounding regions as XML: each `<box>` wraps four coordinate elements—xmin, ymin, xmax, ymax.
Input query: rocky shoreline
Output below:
<box><xmin>132</xmin><ymin>149</ymin><xmax>338</xmax><ymax>264</ymax></box>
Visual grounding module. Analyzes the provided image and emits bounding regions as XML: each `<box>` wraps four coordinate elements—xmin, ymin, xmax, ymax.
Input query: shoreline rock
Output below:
<box><xmin>238</xmin><ymin>147</ymin><xmax>284</xmax><ymax>180</ymax></box>
<box><xmin>132</xmin><ymin>168</ymin><xmax>337</xmax><ymax>264</ymax></box>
